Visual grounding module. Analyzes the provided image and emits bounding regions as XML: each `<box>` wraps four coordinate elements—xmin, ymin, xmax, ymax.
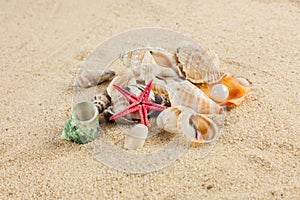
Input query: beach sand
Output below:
<box><xmin>1</xmin><ymin>0</ymin><xmax>299</xmax><ymax>199</ymax></box>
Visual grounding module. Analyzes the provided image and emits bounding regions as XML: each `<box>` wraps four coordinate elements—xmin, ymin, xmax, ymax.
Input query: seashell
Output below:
<box><xmin>236</xmin><ymin>77</ymin><xmax>250</xmax><ymax>88</ymax></box>
<box><xmin>124</xmin><ymin>124</ymin><xmax>148</xmax><ymax>150</ymax></box>
<box><xmin>156</xmin><ymin>106</ymin><xmax>219</xmax><ymax>143</ymax></box>
<box><xmin>106</xmin><ymin>71</ymin><xmax>136</xmax><ymax>99</ymax></box>
<box><xmin>198</xmin><ymin>75</ymin><xmax>250</xmax><ymax>106</ymax></box>
<box><xmin>210</xmin><ymin>84</ymin><xmax>229</xmax><ymax>103</ymax></box>
<box><xmin>92</xmin><ymin>91</ymin><xmax>111</xmax><ymax>113</ymax></box>
<box><xmin>121</xmin><ymin>48</ymin><xmax>179</xmax><ymax>73</ymax></box>
<box><xmin>166</xmin><ymin>80</ymin><xmax>223</xmax><ymax>114</ymax></box>
<box><xmin>177</xmin><ymin>109</ymin><xmax>219</xmax><ymax>143</ymax></box>
<box><xmin>75</xmin><ymin>69</ymin><xmax>115</xmax><ymax>88</ymax></box>
<box><xmin>176</xmin><ymin>44</ymin><xmax>224</xmax><ymax>84</ymax></box>
<box><xmin>156</xmin><ymin>106</ymin><xmax>183</xmax><ymax>134</ymax></box>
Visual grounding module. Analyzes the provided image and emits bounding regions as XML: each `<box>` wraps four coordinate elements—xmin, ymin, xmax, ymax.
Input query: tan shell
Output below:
<box><xmin>176</xmin><ymin>44</ymin><xmax>223</xmax><ymax>84</ymax></box>
<box><xmin>156</xmin><ymin>106</ymin><xmax>182</xmax><ymax>134</ymax></box>
<box><xmin>166</xmin><ymin>80</ymin><xmax>223</xmax><ymax>114</ymax></box>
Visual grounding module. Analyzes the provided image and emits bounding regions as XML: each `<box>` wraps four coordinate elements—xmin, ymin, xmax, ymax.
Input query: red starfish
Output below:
<box><xmin>109</xmin><ymin>80</ymin><xmax>166</xmax><ymax>126</ymax></box>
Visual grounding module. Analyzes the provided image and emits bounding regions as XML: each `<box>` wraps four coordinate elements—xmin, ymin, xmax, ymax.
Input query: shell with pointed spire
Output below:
<box><xmin>166</xmin><ymin>80</ymin><xmax>223</xmax><ymax>114</ymax></box>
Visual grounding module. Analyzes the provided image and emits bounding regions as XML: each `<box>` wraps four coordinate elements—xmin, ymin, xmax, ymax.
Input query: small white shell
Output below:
<box><xmin>124</xmin><ymin>124</ymin><xmax>148</xmax><ymax>150</ymax></box>
<box><xmin>210</xmin><ymin>84</ymin><xmax>229</xmax><ymax>103</ymax></box>
<box><xmin>236</xmin><ymin>77</ymin><xmax>250</xmax><ymax>88</ymax></box>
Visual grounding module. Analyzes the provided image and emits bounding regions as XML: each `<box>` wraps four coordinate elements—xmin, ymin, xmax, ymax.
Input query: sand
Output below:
<box><xmin>1</xmin><ymin>0</ymin><xmax>299</xmax><ymax>199</ymax></box>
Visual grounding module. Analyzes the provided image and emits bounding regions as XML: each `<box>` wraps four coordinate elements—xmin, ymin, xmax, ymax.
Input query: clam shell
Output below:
<box><xmin>177</xmin><ymin>109</ymin><xmax>219</xmax><ymax>143</ymax></box>
<box><xmin>176</xmin><ymin>44</ymin><xmax>223</xmax><ymax>84</ymax></box>
<box><xmin>166</xmin><ymin>80</ymin><xmax>223</xmax><ymax>114</ymax></box>
<box><xmin>75</xmin><ymin>69</ymin><xmax>115</xmax><ymax>88</ymax></box>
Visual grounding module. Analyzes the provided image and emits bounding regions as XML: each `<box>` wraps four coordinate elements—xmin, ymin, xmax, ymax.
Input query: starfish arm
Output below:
<box><xmin>109</xmin><ymin>102</ymin><xmax>139</xmax><ymax>121</ymax></box>
<box><xmin>142</xmin><ymin>105</ymin><xmax>149</xmax><ymax>126</ymax></box>
<box><xmin>113</xmin><ymin>84</ymin><xmax>139</xmax><ymax>103</ymax></box>
<box><xmin>144</xmin><ymin>101</ymin><xmax>166</xmax><ymax>111</ymax></box>
<box><xmin>138</xmin><ymin>80</ymin><xmax>153</xmax><ymax>101</ymax></box>
<box><xmin>137</xmin><ymin>105</ymin><xmax>145</xmax><ymax>126</ymax></box>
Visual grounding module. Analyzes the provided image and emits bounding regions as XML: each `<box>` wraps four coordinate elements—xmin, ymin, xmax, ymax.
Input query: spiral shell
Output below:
<box><xmin>176</xmin><ymin>44</ymin><xmax>223</xmax><ymax>84</ymax></box>
<box><xmin>75</xmin><ymin>69</ymin><xmax>115</xmax><ymax>88</ymax></box>
<box><xmin>92</xmin><ymin>92</ymin><xmax>111</xmax><ymax>113</ymax></box>
<box><xmin>166</xmin><ymin>80</ymin><xmax>223</xmax><ymax>114</ymax></box>
<box><xmin>156</xmin><ymin>106</ymin><xmax>219</xmax><ymax>143</ymax></box>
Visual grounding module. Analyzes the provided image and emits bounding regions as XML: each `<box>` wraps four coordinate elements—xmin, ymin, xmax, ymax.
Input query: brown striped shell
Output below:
<box><xmin>176</xmin><ymin>44</ymin><xmax>223</xmax><ymax>84</ymax></box>
<box><xmin>166</xmin><ymin>80</ymin><xmax>223</xmax><ymax>114</ymax></box>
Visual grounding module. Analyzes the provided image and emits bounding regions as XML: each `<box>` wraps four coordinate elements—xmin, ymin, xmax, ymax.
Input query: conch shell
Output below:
<box><xmin>199</xmin><ymin>75</ymin><xmax>250</xmax><ymax>106</ymax></box>
<box><xmin>176</xmin><ymin>44</ymin><xmax>224</xmax><ymax>84</ymax></box>
<box><xmin>166</xmin><ymin>80</ymin><xmax>223</xmax><ymax>114</ymax></box>
<box><xmin>156</xmin><ymin>106</ymin><xmax>219</xmax><ymax>143</ymax></box>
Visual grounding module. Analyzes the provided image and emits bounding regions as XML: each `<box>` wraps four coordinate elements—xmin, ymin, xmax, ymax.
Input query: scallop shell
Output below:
<box><xmin>177</xmin><ymin>109</ymin><xmax>219</xmax><ymax>143</ymax></box>
<box><xmin>156</xmin><ymin>106</ymin><xmax>219</xmax><ymax>143</ymax></box>
<box><xmin>166</xmin><ymin>80</ymin><xmax>223</xmax><ymax>114</ymax></box>
<box><xmin>75</xmin><ymin>69</ymin><xmax>115</xmax><ymax>88</ymax></box>
<box><xmin>92</xmin><ymin>92</ymin><xmax>111</xmax><ymax>113</ymax></box>
<box><xmin>176</xmin><ymin>44</ymin><xmax>223</xmax><ymax>84</ymax></box>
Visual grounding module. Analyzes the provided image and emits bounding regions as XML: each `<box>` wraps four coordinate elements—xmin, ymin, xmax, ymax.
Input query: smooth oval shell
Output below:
<box><xmin>166</xmin><ymin>81</ymin><xmax>223</xmax><ymax>114</ymax></box>
<box><xmin>176</xmin><ymin>44</ymin><xmax>223</xmax><ymax>84</ymax></box>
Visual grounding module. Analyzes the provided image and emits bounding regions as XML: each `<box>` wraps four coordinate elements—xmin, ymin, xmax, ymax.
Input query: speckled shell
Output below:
<box><xmin>176</xmin><ymin>44</ymin><xmax>223</xmax><ymax>84</ymax></box>
<box><xmin>92</xmin><ymin>92</ymin><xmax>111</xmax><ymax>113</ymax></box>
<box><xmin>166</xmin><ymin>80</ymin><xmax>223</xmax><ymax>114</ymax></box>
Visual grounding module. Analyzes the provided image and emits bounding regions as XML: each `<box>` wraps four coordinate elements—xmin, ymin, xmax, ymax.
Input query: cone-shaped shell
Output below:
<box><xmin>166</xmin><ymin>81</ymin><xmax>223</xmax><ymax>114</ymax></box>
<box><xmin>176</xmin><ymin>44</ymin><xmax>223</xmax><ymax>84</ymax></box>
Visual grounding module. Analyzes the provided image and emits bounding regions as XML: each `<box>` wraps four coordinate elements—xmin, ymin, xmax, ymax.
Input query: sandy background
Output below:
<box><xmin>1</xmin><ymin>0</ymin><xmax>299</xmax><ymax>199</ymax></box>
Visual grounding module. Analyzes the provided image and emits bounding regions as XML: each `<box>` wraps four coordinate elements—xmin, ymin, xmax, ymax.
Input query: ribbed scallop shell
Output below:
<box><xmin>166</xmin><ymin>80</ymin><xmax>223</xmax><ymax>114</ymax></box>
<box><xmin>176</xmin><ymin>44</ymin><xmax>223</xmax><ymax>84</ymax></box>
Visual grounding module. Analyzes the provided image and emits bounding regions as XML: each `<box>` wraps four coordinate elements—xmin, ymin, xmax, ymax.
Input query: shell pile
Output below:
<box><xmin>77</xmin><ymin>43</ymin><xmax>250</xmax><ymax>145</ymax></box>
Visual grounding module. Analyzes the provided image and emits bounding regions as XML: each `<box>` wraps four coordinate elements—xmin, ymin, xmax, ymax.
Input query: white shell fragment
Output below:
<box><xmin>75</xmin><ymin>69</ymin><xmax>115</xmax><ymax>88</ymax></box>
<box><xmin>210</xmin><ymin>84</ymin><xmax>229</xmax><ymax>103</ymax></box>
<box><xmin>124</xmin><ymin>124</ymin><xmax>148</xmax><ymax>150</ymax></box>
<box><xmin>236</xmin><ymin>77</ymin><xmax>250</xmax><ymax>88</ymax></box>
